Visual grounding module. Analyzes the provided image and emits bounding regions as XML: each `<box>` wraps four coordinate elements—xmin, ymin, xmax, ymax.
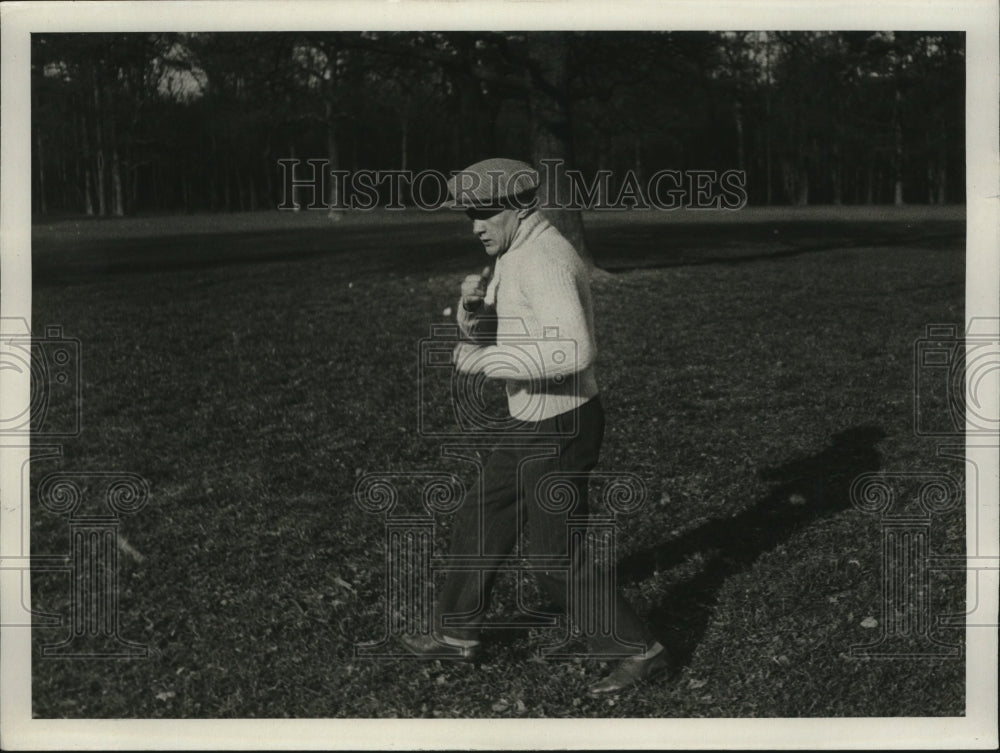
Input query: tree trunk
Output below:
<box><xmin>523</xmin><ymin>32</ymin><xmax>588</xmax><ymax>262</ymax></box>
<box><xmin>58</xmin><ymin>154</ymin><xmax>70</xmax><ymax>209</ymax></box>
<box><xmin>764</xmin><ymin>137</ymin><xmax>773</xmax><ymax>205</ymax></box>
<box><xmin>831</xmin><ymin>144</ymin><xmax>842</xmax><ymax>205</ymax></box>
<box><xmin>36</xmin><ymin>132</ymin><xmax>47</xmax><ymax>215</ymax></box>
<box><xmin>223</xmin><ymin>158</ymin><xmax>232</xmax><ymax>212</ymax></box>
<box><xmin>84</xmin><ymin>166</ymin><xmax>95</xmax><ymax>216</ymax></box>
<box><xmin>597</xmin><ymin>134</ymin><xmax>610</xmax><ymax>209</ymax></box>
<box><xmin>95</xmin><ymin>151</ymin><xmax>106</xmax><ymax>216</ymax></box>
<box><xmin>453</xmin><ymin>72</ymin><xmax>490</xmax><ymax>165</ymax></box>
<box><xmin>399</xmin><ymin>110</ymin><xmax>410</xmax><ymax>204</ymax></box>
<box><xmin>734</xmin><ymin>100</ymin><xmax>745</xmax><ymax>173</ymax></box>
<box><xmin>284</xmin><ymin>141</ymin><xmax>296</xmax><ymax>212</ymax></box>
<box><xmin>936</xmin><ymin>132</ymin><xmax>948</xmax><ymax>204</ymax></box>
<box><xmin>892</xmin><ymin>88</ymin><xmax>905</xmax><ymax>206</ymax></box>
<box><xmin>263</xmin><ymin>155</ymin><xmax>274</xmax><ymax>208</ymax></box>
<box><xmin>108</xmin><ymin>84</ymin><xmax>125</xmax><ymax>217</ymax></box>
<box><xmin>236</xmin><ymin>164</ymin><xmax>246</xmax><ymax>212</ymax></box>
<box><xmin>763</xmin><ymin>34</ymin><xmax>773</xmax><ymax>205</ymax></box>
<box><xmin>400</xmin><ymin>112</ymin><xmax>409</xmax><ymax>172</ymax></box>
<box><xmin>796</xmin><ymin>164</ymin><xmax>809</xmax><ymax>206</ymax></box>
<box><xmin>61</xmin><ymin>157</ymin><xmax>69</xmax><ymax>212</ymax></box>
<box><xmin>81</xmin><ymin>113</ymin><xmax>94</xmax><ymax>215</ymax></box>
<box><xmin>325</xmin><ymin>99</ymin><xmax>343</xmax><ymax>220</ymax></box>
<box><xmin>111</xmin><ymin>145</ymin><xmax>124</xmax><ymax>216</ymax></box>
<box><xmin>91</xmin><ymin>70</ymin><xmax>107</xmax><ymax>216</ymax></box>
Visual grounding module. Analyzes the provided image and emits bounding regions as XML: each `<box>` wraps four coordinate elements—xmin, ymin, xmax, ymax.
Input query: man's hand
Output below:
<box><xmin>460</xmin><ymin>266</ymin><xmax>492</xmax><ymax>312</ymax></box>
<box><xmin>452</xmin><ymin>341</ymin><xmax>482</xmax><ymax>374</ymax></box>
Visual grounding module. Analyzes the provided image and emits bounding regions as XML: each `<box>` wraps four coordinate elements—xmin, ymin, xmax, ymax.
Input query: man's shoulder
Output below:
<box><xmin>539</xmin><ymin>222</ymin><xmax>578</xmax><ymax>253</ymax></box>
<box><xmin>531</xmin><ymin>235</ymin><xmax>585</xmax><ymax>280</ymax></box>
<box><xmin>522</xmin><ymin>218</ymin><xmax>583</xmax><ymax>265</ymax></box>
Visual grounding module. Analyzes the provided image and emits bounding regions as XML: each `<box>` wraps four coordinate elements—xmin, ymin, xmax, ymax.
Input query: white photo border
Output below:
<box><xmin>1</xmin><ymin>0</ymin><xmax>997</xmax><ymax>749</ymax></box>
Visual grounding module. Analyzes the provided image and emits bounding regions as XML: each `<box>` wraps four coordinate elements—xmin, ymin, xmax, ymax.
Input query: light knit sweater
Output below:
<box><xmin>456</xmin><ymin>211</ymin><xmax>600</xmax><ymax>422</ymax></box>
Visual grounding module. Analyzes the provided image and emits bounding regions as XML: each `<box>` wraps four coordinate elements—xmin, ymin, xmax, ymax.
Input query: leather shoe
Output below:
<box><xmin>399</xmin><ymin>632</ymin><xmax>482</xmax><ymax>662</ymax></box>
<box><xmin>588</xmin><ymin>649</ymin><xmax>670</xmax><ymax>696</ymax></box>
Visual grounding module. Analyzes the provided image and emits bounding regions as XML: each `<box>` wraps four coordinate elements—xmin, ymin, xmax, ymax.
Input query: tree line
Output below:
<box><xmin>32</xmin><ymin>31</ymin><xmax>965</xmax><ymax>223</ymax></box>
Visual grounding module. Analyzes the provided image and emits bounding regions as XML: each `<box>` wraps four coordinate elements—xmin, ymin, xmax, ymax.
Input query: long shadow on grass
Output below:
<box><xmin>616</xmin><ymin>424</ymin><xmax>886</xmax><ymax>669</ymax></box>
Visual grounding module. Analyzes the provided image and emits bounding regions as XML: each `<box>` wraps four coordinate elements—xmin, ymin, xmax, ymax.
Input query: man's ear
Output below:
<box><xmin>516</xmin><ymin>206</ymin><xmax>533</xmax><ymax>220</ymax></box>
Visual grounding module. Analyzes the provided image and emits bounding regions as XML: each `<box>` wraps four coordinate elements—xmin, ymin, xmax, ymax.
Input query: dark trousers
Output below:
<box><xmin>436</xmin><ymin>396</ymin><xmax>653</xmax><ymax>655</ymax></box>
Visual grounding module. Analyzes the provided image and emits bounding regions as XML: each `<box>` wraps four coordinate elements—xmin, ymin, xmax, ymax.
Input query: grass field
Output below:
<box><xmin>29</xmin><ymin>205</ymin><xmax>966</xmax><ymax>718</ymax></box>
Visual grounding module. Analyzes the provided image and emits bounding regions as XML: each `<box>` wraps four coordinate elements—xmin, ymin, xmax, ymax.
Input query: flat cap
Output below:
<box><xmin>447</xmin><ymin>158</ymin><xmax>539</xmax><ymax>208</ymax></box>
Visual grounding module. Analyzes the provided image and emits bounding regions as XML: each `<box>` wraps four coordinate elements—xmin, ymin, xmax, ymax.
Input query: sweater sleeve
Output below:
<box><xmin>520</xmin><ymin>252</ymin><xmax>595</xmax><ymax>374</ymax></box>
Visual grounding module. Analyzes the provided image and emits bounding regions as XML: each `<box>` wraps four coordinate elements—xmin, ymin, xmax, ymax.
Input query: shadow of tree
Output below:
<box><xmin>617</xmin><ymin>424</ymin><xmax>887</xmax><ymax>668</ymax></box>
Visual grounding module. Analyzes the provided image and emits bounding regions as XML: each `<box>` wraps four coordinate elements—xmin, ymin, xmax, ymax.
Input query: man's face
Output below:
<box><xmin>467</xmin><ymin>206</ymin><xmax>521</xmax><ymax>257</ymax></box>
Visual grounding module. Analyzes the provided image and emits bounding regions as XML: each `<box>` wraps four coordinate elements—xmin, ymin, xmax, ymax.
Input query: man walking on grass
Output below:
<box><xmin>401</xmin><ymin>158</ymin><xmax>668</xmax><ymax>696</ymax></box>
